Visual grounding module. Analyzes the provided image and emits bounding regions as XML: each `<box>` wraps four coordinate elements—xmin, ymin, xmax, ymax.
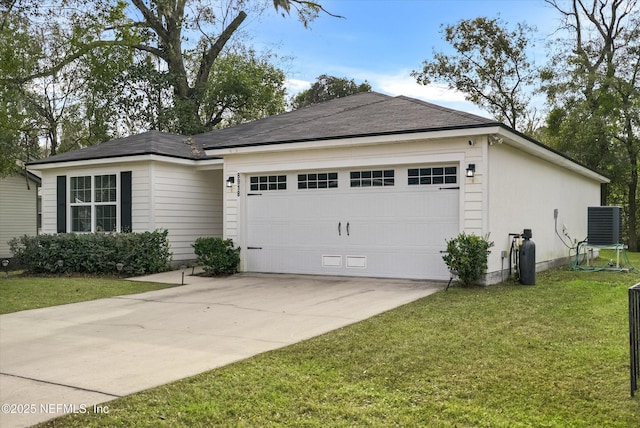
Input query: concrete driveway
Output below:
<box><xmin>0</xmin><ymin>272</ymin><xmax>443</xmax><ymax>427</ymax></box>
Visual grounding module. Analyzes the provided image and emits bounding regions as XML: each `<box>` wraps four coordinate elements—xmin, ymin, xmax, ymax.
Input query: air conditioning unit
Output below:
<box><xmin>588</xmin><ymin>206</ymin><xmax>622</xmax><ymax>245</ymax></box>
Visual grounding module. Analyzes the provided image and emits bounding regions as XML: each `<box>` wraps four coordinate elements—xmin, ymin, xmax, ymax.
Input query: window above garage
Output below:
<box><xmin>250</xmin><ymin>175</ymin><xmax>286</xmax><ymax>191</ymax></box>
<box><xmin>298</xmin><ymin>172</ymin><xmax>338</xmax><ymax>189</ymax></box>
<box><xmin>350</xmin><ymin>170</ymin><xmax>395</xmax><ymax>187</ymax></box>
<box><xmin>408</xmin><ymin>166</ymin><xmax>457</xmax><ymax>185</ymax></box>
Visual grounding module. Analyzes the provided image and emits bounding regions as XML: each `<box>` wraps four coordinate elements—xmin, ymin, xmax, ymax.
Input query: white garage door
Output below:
<box><xmin>245</xmin><ymin>166</ymin><xmax>459</xmax><ymax>280</ymax></box>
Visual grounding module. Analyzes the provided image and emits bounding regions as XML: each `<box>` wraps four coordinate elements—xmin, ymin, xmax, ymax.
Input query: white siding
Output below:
<box><xmin>0</xmin><ymin>175</ymin><xmax>39</xmax><ymax>258</ymax></box>
<box><xmin>152</xmin><ymin>164</ymin><xmax>222</xmax><ymax>260</ymax></box>
<box><xmin>487</xmin><ymin>142</ymin><xmax>602</xmax><ymax>277</ymax></box>
<box><xmin>39</xmin><ymin>163</ymin><xmax>152</xmax><ymax>234</ymax></box>
<box><xmin>37</xmin><ymin>160</ymin><xmax>223</xmax><ymax>263</ymax></box>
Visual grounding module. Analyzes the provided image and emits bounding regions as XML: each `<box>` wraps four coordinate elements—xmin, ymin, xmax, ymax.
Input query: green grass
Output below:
<box><xmin>28</xmin><ymin>252</ymin><xmax>640</xmax><ymax>427</ymax></box>
<box><xmin>0</xmin><ymin>274</ymin><xmax>173</xmax><ymax>314</ymax></box>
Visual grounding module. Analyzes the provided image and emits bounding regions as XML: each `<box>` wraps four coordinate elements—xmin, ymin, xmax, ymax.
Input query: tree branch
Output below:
<box><xmin>192</xmin><ymin>11</ymin><xmax>247</xmax><ymax>98</ymax></box>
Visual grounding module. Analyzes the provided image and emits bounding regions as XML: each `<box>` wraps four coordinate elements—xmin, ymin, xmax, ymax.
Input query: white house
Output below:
<box><xmin>0</xmin><ymin>171</ymin><xmax>41</xmax><ymax>259</ymax></box>
<box><xmin>28</xmin><ymin>93</ymin><xmax>608</xmax><ymax>283</ymax></box>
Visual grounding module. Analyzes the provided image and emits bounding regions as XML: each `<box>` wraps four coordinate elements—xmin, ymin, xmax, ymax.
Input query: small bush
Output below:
<box><xmin>8</xmin><ymin>230</ymin><xmax>172</xmax><ymax>276</ymax></box>
<box><xmin>193</xmin><ymin>237</ymin><xmax>241</xmax><ymax>276</ymax></box>
<box><xmin>442</xmin><ymin>232</ymin><xmax>494</xmax><ymax>286</ymax></box>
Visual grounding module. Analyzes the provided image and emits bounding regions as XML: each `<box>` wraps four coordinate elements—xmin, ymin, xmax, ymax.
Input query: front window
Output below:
<box><xmin>70</xmin><ymin>174</ymin><xmax>118</xmax><ymax>232</ymax></box>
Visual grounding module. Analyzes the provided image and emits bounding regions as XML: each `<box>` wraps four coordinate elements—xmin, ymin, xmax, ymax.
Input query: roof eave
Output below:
<box><xmin>203</xmin><ymin>123</ymin><xmax>501</xmax><ymax>156</ymax></box>
<box><xmin>27</xmin><ymin>153</ymin><xmax>222</xmax><ymax>170</ymax></box>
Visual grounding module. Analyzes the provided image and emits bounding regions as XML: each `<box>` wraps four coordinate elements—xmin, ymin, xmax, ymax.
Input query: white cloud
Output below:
<box><xmin>367</xmin><ymin>70</ymin><xmax>492</xmax><ymax>118</ymax></box>
<box><xmin>285</xmin><ymin>69</ymin><xmax>493</xmax><ymax>119</ymax></box>
<box><xmin>284</xmin><ymin>78</ymin><xmax>312</xmax><ymax>95</ymax></box>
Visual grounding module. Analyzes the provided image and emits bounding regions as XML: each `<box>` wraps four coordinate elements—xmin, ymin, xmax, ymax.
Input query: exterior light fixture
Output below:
<box><xmin>226</xmin><ymin>176</ymin><xmax>235</xmax><ymax>187</ymax></box>
<box><xmin>56</xmin><ymin>259</ymin><xmax>64</xmax><ymax>270</ymax></box>
<box><xmin>1</xmin><ymin>259</ymin><xmax>9</xmax><ymax>276</ymax></box>
<box><xmin>466</xmin><ymin>164</ymin><xmax>476</xmax><ymax>178</ymax></box>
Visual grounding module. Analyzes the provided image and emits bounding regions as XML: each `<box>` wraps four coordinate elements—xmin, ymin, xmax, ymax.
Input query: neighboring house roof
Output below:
<box><xmin>196</xmin><ymin>92</ymin><xmax>500</xmax><ymax>149</ymax></box>
<box><xmin>28</xmin><ymin>130</ymin><xmax>211</xmax><ymax>166</ymax></box>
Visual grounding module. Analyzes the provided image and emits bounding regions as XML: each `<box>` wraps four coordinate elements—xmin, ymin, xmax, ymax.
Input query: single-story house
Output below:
<box><xmin>0</xmin><ymin>171</ymin><xmax>41</xmax><ymax>259</ymax></box>
<box><xmin>28</xmin><ymin>92</ymin><xmax>608</xmax><ymax>283</ymax></box>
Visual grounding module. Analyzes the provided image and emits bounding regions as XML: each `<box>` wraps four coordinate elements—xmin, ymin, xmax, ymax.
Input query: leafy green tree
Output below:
<box><xmin>200</xmin><ymin>49</ymin><xmax>287</xmax><ymax>128</ymax></box>
<box><xmin>291</xmin><ymin>74</ymin><xmax>372</xmax><ymax>109</ymax></box>
<box><xmin>412</xmin><ymin>17</ymin><xmax>538</xmax><ymax>132</ymax></box>
<box><xmin>0</xmin><ymin>6</ymin><xmax>42</xmax><ymax>176</ymax></box>
<box><xmin>542</xmin><ymin>0</ymin><xmax>639</xmax><ymax>251</ymax></box>
<box><xmin>7</xmin><ymin>0</ymin><xmax>332</xmax><ymax>135</ymax></box>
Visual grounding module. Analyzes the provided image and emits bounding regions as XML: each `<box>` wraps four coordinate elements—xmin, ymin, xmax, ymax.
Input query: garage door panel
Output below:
<box><xmin>245</xmin><ymin>167</ymin><xmax>459</xmax><ymax>280</ymax></box>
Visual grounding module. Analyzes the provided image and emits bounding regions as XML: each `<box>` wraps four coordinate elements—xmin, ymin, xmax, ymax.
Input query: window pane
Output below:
<box><xmin>95</xmin><ymin>174</ymin><xmax>116</xmax><ymax>203</ymax></box>
<box><xmin>96</xmin><ymin>205</ymin><xmax>116</xmax><ymax>232</ymax></box>
<box><xmin>71</xmin><ymin>176</ymin><xmax>91</xmax><ymax>203</ymax></box>
<box><xmin>71</xmin><ymin>206</ymin><xmax>92</xmax><ymax>232</ymax></box>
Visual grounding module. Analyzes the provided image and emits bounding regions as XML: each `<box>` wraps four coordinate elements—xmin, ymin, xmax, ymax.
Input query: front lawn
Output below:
<box><xmin>0</xmin><ymin>275</ymin><xmax>172</xmax><ymax>314</ymax></box>
<box><xmin>37</xmin><ymin>252</ymin><xmax>640</xmax><ymax>427</ymax></box>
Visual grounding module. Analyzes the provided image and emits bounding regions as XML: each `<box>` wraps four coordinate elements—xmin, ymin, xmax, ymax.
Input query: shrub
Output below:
<box><xmin>193</xmin><ymin>237</ymin><xmax>241</xmax><ymax>276</ymax></box>
<box><xmin>8</xmin><ymin>230</ymin><xmax>172</xmax><ymax>276</ymax></box>
<box><xmin>442</xmin><ymin>232</ymin><xmax>494</xmax><ymax>286</ymax></box>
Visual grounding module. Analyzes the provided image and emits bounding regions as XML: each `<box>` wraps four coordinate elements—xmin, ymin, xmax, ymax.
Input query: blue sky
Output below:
<box><xmin>246</xmin><ymin>0</ymin><xmax>561</xmax><ymax>116</ymax></box>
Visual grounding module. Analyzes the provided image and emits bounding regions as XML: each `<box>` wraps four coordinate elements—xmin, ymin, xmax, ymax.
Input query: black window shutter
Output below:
<box><xmin>121</xmin><ymin>171</ymin><xmax>132</xmax><ymax>232</ymax></box>
<box><xmin>56</xmin><ymin>175</ymin><xmax>67</xmax><ymax>233</ymax></box>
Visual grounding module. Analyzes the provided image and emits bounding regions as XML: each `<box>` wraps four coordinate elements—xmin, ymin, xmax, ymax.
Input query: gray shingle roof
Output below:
<box><xmin>29</xmin><ymin>93</ymin><xmax>500</xmax><ymax>166</ymax></box>
<box><xmin>28</xmin><ymin>130</ymin><xmax>209</xmax><ymax>165</ymax></box>
<box><xmin>196</xmin><ymin>92</ymin><xmax>500</xmax><ymax>150</ymax></box>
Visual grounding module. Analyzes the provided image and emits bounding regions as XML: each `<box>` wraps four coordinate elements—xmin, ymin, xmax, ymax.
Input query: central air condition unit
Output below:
<box><xmin>588</xmin><ymin>206</ymin><xmax>622</xmax><ymax>245</ymax></box>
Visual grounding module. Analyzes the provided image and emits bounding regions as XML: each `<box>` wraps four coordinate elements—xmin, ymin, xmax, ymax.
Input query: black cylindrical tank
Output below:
<box><xmin>519</xmin><ymin>229</ymin><xmax>536</xmax><ymax>285</ymax></box>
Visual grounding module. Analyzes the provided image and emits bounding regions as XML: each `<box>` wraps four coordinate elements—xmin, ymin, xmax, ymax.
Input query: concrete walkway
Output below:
<box><xmin>0</xmin><ymin>271</ymin><xmax>443</xmax><ymax>427</ymax></box>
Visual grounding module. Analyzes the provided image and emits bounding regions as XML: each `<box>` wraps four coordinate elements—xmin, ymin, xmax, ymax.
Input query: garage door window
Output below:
<box><xmin>298</xmin><ymin>172</ymin><xmax>338</xmax><ymax>189</ymax></box>
<box><xmin>250</xmin><ymin>175</ymin><xmax>286</xmax><ymax>191</ymax></box>
<box><xmin>350</xmin><ymin>170</ymin><xmax>394</xmax><ymax>187</ymax></box>
<box><xmin>408</xmin><ymin>166</ymin><xmax>457</xmax><ymax>185</ymax></box>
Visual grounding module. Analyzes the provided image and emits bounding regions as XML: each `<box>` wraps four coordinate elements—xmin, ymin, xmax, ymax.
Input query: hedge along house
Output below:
<box><xmin>27</xmin><ymin>131</ymin><xmax>224</xmax><ymax>261</ymax></box>
<box><xmin>28</xmin><ymin>92</ymin><xmax>608</xmax><ymax>282</ymax></box>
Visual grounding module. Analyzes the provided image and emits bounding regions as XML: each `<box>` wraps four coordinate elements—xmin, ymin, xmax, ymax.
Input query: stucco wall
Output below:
<box><xmin>0</xmin><ymin>175</ymin><xmax>39</xmax><ymax>258</ymax></box>
<box><xmin>486</xmin><ymin>142</ymin><xmax>602</xmax><ymax>280</ymax></box>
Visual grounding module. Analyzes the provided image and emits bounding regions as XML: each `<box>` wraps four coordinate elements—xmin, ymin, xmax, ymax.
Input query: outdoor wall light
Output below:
<box><xmin>466</xmin><ymin>164</ymin><xmax>476</xmax><ymax>178</ymax></box>
<box><xmin>2</xmin><ymin>259</ymin><xmax>9</xmax><ymax>276</ymax></box>
<box><xmin>226</xmin><ymin>176</ymin><xmax>235</xmax><ymax>187</ymax></box>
